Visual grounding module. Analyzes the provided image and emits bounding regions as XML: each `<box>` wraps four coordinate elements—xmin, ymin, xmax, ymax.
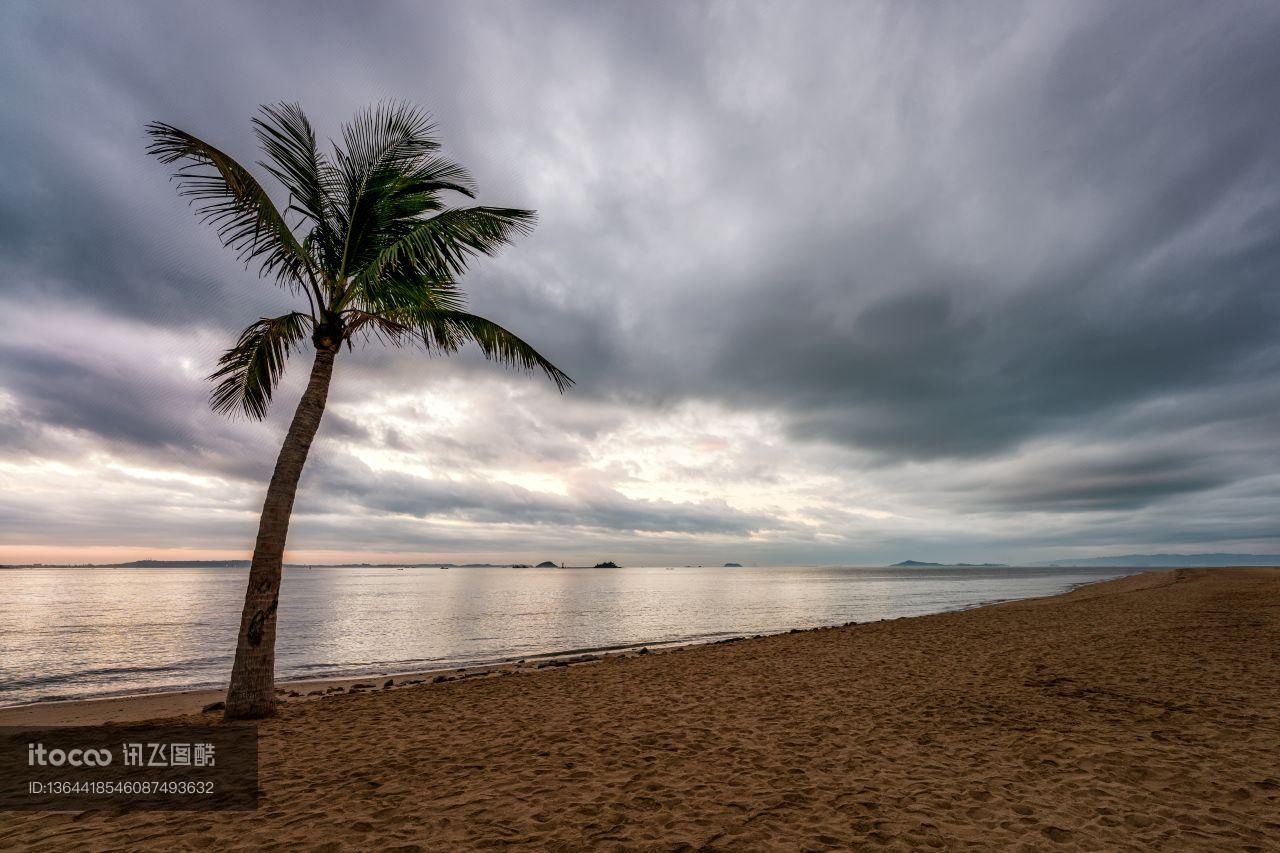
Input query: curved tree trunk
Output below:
<box><xmin>224</xmin><ymin>343</ymin><xmax>338</xmax><ymax>720</ymax></box>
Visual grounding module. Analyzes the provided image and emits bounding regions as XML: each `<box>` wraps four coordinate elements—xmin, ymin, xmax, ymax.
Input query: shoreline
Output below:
<box><xmin>0</xmin><ymin>643</ymin><xmax>689</xmax><ymax>727</ymax></box>
<box><xmin>0</xmin><ymin>572</ymin><xmax>1132</xmax><ymax>726</ymax></box>
<box><xmin>3</xmin><ymin>567</ymin><xmax>1277</xmax><ymax>849</ymax></box>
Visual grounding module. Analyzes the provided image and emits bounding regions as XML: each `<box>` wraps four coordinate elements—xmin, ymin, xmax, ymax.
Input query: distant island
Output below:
<box><xmin>723</xmin><ymin>562</ymin><xmax>743</xmax><ymax>567</ymax></box>
<box><xmin>594</xmin><ymin>561</ymin><xmax>620</xmax><ymax>568</ymax></box>
<box><xmin>536</xmin><ymin>561</ymin><xmax>558</xmax><ymax>568</ymax></box>
<box><xmin>892</xmin><ymin>560</ymin><xmax>1010</xmax><ymax>567</ymax></box>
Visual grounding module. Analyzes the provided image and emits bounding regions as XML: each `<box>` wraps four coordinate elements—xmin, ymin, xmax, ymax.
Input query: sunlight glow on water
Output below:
<box><xmin>0</xmin><ymin>564</ymin><xmax>1141</xmax><ymax>706</ymax></box>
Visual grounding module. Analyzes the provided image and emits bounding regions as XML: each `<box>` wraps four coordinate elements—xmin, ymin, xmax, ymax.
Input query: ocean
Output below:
<box><xmin>0</xmin><ymin>564</ymin><xmax>1142</xmax><ymax>707</ymax></box>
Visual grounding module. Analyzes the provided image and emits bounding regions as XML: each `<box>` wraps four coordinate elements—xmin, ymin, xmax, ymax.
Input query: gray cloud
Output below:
<box><xmin>1</xmin><ymin>0</ymin><xmax>1279</xmax><ymax>563</ymax></box>
<box><xmin>306</xmin><ymin>457</ymin><xmax>774</xmax><ymax>537</ymax></box>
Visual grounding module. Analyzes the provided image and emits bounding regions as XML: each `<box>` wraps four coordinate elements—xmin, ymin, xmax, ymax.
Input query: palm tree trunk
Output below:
<box><xmin>224</xmin><ymin>343</ymin><xmax>338</xmax><ymax>719</ymax></box>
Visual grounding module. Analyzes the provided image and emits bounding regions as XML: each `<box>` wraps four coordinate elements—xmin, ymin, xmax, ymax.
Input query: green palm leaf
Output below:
<box><xmin>348</xmin><ymin>274</ymin><xmax>470</xmax><ymax>318</ymax></box>
<box><xmin>209</xmin><ymin>312</ymin><xmax>313</xmax><ymax>419</ymax></box>
<box><xmin>346</xmin><ymin>207</ymin><xmax>536</xmax><ymax>301</ymax></box>
<box><xmin>333</xmin><ymin>102</ymin><xmax>442</xmax><ymax>277</ymax></box>
<box><xmin>251</xmin><ymin>102</ymin><xmax>341</xmax><ymax>271</ymax></box>
<box><xmin>421</xmin><ymin>310</ymin><xmax>573</xmax><ymax>392</ymax></box>
<box><xmin>145</xmin><ymin>122</ymin><xmax>311</xmax><ymax>288</ymax></box>
<box><xmin>151</xmin><ymin>101</ymin><xmax>570</xmax><ymax>422</ymax></box>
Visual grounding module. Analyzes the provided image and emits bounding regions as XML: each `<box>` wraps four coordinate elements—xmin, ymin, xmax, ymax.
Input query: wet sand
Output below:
<box><xmin>2</xmin><ymin>568</ymin><xmax>1277</xmax><ymax>850</ymax></box>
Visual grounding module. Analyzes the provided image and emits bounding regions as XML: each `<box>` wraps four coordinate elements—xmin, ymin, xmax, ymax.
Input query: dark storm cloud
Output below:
<box><xmin>0</xmin><ymin>311</ymin><xmax>298</xmax><ymax>483</ymax></box>
<box><xmin>653</xmin><ymin>2</ymin><xmax>1280</xmax><ymax>463</ymax></box>
<box><xmin>1</xmin><ymin>0</ymin><xmax>1279</xmax><ymax>559</ymax></box>
<box><xmin>965</xmin><ymin>450</ymin><xmax>1235</xmax><ymax>513</ymax></box>
<box><xmin>1</xmin><ymin>344</ymin><xmax>196</xmax><ymax>449</ymax></box>
<box><xmin>710</xmin><ymin>246</ymin><xmax>1280</xmax><ymax>459</ymax></box>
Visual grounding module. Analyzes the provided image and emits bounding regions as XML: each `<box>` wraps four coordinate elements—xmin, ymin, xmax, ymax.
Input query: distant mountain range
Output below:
<box><xmin>4</xmin><ymin>559</ymin><xmax>255</xmax><ymax>569</ymax></box>
<box><xmin>1031</xmin><ymin>553</ymin><xmax>1280</xmax><ymax>567</ymax></box>
<box><xmin>4</xmin><ymin>560</ymin><xmax>537</xmax><ymax>569</ymax></box>
<box><xmin>3</xmin><ymin>559</ymin><xmax>627</xmax><ymax>569</ymax></box>
<box><xmin>892</xmin><ymin>554</ymin><xmax>1279</xmax><ymax>568</ymax></box>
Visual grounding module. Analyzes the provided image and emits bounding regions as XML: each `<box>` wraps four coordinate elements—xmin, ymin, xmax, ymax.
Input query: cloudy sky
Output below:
<box><xmin>2</xmin><ymin>1</ymin><xmax>1278</xmax><ymax>566</ymax></box>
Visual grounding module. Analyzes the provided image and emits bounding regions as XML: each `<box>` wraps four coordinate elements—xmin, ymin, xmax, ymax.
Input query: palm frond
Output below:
<box><xmin>335</xmin><ymin>101</ymin><xmax>440</xmax><ymax>191</ymax></box>
<box><xmin>151</xmin><ymin>101</ymin><xmax>568</xmax><ymax>415</ymax></box>
<box><xmin>332</xmin><ymin>102</ymin><xmax>439</xmax><ymax>273</ymax></box>
<box><xmin>360</xmin><ymin>155</ymin><xmax>479</xmax><ymax>249</ymax></box>
<box><xmin>145</xmin><ymin>122</ymin><xmax>310</xmax><ymax>287</ymax></box>
<box><xmin>251</xmin><ymin>102</ymin><xmax>341</xmax><ymax>269</ymax></box>
<box><xmin>208</xmin><ymin>312</ymin><xmax>313</xmax><ymax>419</ymax></box>
<box><xmin>347</xmin><ymin>207</ymin><xmax>536</xmax><ymax>301</ymax></box>
<box><xmin>343</xmin><ymin>309</ymin><xmax>415</xmax><ymax>346</ymax></box>
<box><xmin>397</xmin><ymin>155</ymin><xmax>477</xmax><ymax>201</ymax></box>
<box><xmin>419</xmin><ymin>310</ymin><xmax>572</xmax><ymax>392</ymax></box>
<box><xmin>348</xmin><ymin>274</ymin><xmax>470</xmax><ymax>318</ymax></box>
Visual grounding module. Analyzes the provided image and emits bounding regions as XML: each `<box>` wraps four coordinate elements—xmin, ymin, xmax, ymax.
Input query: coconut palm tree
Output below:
<box><xmin>147</xmin><ymin>102</ymin><xmax>571</xmax><ymax>719</ymax></box>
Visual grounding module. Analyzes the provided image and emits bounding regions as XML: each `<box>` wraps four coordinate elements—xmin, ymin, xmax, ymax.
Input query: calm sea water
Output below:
<box><xmin>0</xmin><ymin>564</ymin><xmax>1142</xmax><ymax>707</ymax></box>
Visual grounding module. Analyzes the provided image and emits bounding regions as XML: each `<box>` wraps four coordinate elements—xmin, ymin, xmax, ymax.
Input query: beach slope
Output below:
<box><xmin>3</xmin><ymin>568</ymin><xmax>1277</xmax><ymax>850</ymax></box>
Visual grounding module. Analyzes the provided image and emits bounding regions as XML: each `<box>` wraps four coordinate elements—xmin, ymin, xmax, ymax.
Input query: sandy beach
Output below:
<box><xmin>2</xmin><ymin>567</ymin><xmax>1277</xmax><ymax>850</ymax></box>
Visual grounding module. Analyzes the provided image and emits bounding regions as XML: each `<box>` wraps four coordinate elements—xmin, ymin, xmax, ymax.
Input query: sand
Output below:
<box><xmin>2</xmin><ymin>567</ymin><xmax>1277</xmax><ymax>851</ymax></box>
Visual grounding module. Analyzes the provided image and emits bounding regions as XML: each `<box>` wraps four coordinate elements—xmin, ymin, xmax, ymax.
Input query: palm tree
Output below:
<box><xmin>147</xmin><ymin>102</ymin><xmax>571</xmax><ymax>719</ymax></box>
